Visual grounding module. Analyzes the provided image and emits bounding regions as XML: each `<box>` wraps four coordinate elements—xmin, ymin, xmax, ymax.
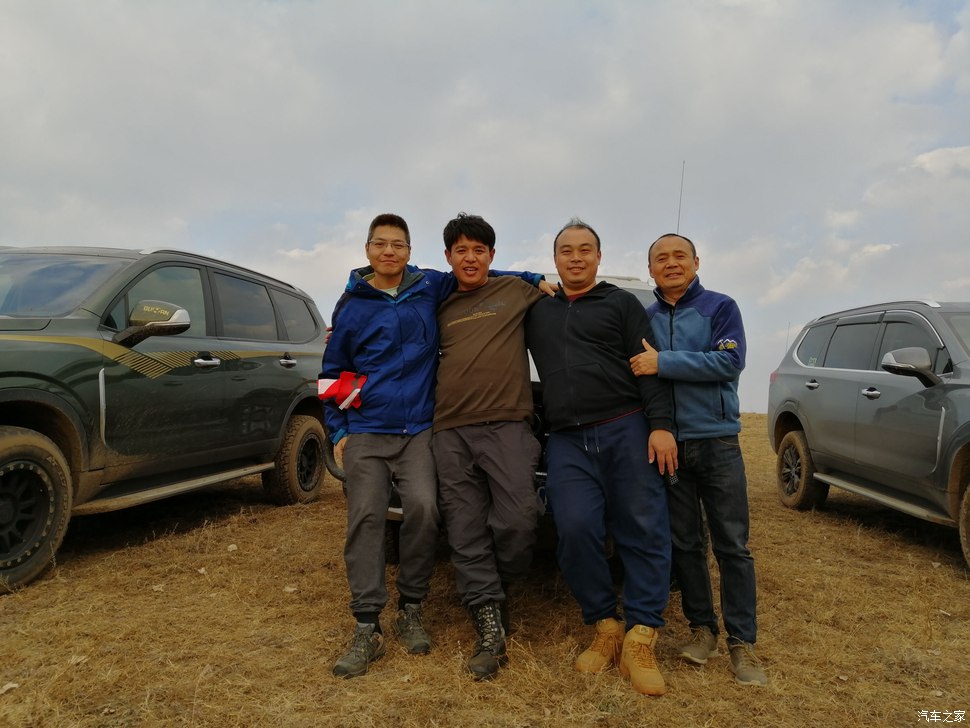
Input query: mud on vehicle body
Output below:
<box><xmin>0</xmin><ymin>246</ymin><xmax>341</xmax><ymax>590</ymax></box>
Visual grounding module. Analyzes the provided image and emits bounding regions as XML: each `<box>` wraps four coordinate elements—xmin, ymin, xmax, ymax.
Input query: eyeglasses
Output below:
<box><xmin>367</xmin><ymin>239</ymin><xmax>410</xmax><ymax>253</ymax></box>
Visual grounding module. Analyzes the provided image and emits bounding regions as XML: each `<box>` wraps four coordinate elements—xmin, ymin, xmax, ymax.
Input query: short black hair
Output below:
<box><xmin>367</xmin><ymin>213</ymin><xmax>410</xmax><ymax>244</ymax></box>
<box><xmin>553</xmin><ymin>217</ymin><xmax>601</xmax><ymax>252</ymax></box>
<box><xmin>442</xmin><ymin>212</ymin><xmax>496</xmax><ymax>250</ymax></box>
<box><xmin>648</xmin><ymin>233</ymin><xmax>697</xmax><ymax>263</ymax></box>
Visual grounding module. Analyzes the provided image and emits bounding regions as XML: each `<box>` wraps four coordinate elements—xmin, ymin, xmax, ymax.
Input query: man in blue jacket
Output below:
<box><xmin>321</xmin><ymin>213</ymin><xmax>545</xmax><ymax>679</ymax></box>
<box><xmin>631</xmin><ymin>232</ymin><xmax>767</xmax><ymax>686</ymax></box>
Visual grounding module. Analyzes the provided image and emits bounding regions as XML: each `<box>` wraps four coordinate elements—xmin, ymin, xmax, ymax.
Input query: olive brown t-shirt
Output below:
<box><xmin>433</xmin><ymin>276</ymin><xmax>544</xmax><ymax>432</ymax></box>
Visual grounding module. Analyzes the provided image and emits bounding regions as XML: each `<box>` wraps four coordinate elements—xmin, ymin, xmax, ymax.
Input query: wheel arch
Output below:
<box><xmin>945</xmin><ymin>439</ymin><xmax>970</xmax><ymax>522</ymax></box>
<box><xmin>0</xmin><ymin>392</ymin><xmax>90</xmax><ymax>494</ymax></box>
<box><xmin>770</xmin><ymin>408</ymin><xmax>804</xmax><ymax>453</ymax></box>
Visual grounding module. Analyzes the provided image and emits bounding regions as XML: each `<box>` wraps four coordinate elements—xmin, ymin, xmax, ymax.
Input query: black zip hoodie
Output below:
<box><xmin>526</xmin><ymin>281</ymin><xmax>673</xmax><ymax>433</ymax></box>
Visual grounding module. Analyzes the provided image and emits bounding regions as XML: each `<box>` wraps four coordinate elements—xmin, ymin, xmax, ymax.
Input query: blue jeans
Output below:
<box><xmin>668</xmin><ymin>435</ymin><xmax>758</xmax><ymax>644</ymax></box>
<box><xmin>545</xmin><ymin>413</ymin><xmax>671</xmax><ymax>629</ymax></box>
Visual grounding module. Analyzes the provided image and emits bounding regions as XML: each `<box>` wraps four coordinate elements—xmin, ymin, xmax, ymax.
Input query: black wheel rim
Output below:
<box><xmin>780</xmin><ymin>445</ymin><xmax>801</xmax><ymax>496</ymax></box>
<box><xmin>0</xmin><ymin>461</ymin><xmax>54</xmax><ymax>568</ymax></box>
<box><xmin>296</xmin><ymin>434</ymin><xmax>323</xmax><ymax>493</ymax></box>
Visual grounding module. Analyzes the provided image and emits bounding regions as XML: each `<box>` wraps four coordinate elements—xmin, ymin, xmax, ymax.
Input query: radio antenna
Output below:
<box><xmin>676</xmin><ymin>160</ymin><xmax>686</xmax><ymax>233</ymax></box>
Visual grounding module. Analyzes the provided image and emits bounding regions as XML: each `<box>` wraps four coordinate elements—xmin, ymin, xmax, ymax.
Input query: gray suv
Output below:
<box><xmin>1</xmin><ymin>246</ymin><xmax>340</xmax><ymax>590</ymax></box>
<box><xmin>768</xmin><ymin>300</ymin><xmax>970</xmax><ymax>567</ymax></box>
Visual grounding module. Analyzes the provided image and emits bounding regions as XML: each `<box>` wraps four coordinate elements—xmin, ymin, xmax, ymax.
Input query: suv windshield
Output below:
<box><xmin>0</xmin><ymin>253</ymin><xmax>129</xmax><ymax>317</ymax></box>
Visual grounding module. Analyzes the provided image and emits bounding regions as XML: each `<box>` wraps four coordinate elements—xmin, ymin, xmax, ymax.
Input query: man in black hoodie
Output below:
<box><xmin>526</xmin><ymin>218</ymin><xmax>676</xmax><ymax>697</ymax></box>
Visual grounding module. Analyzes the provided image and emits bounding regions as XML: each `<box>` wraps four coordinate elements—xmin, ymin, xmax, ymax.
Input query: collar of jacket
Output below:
<box><xmin>653</xmin><ymin>275</ymin><xmax>705</xmax><ymax>308</ymax></box>
<box><xmin>553</xmin><ymin>280</ymin><xmax>617</xmax><ymax>301</ymax></box>
<box><xmin>347</xmin><ymin>264</ymin><xmax>427</xmax><ymax>297</ymax></box>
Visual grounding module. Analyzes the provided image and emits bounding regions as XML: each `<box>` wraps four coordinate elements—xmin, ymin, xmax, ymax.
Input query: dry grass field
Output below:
<box><xmin>2</xmin><ymin>414</ymin><xmax>969</xmax><ymax>727</ymax></box>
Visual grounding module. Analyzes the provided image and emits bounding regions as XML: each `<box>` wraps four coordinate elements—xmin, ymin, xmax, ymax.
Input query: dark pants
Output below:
<box><xmin>433</xmin><ymin>421</ymin><xmax>541</xmax><ymax>607</ymax></box>
<box><xmin>545</xmin><ymin>413</ymin><xmax>671</xmax><ymax>629</ymax></box>
<box><xmin>668</xmin><ymin>435</ymin><xmax>758</xmax><ymax>644</ymax></box>
<box><xmin>342</xmin><ymin>430</ymin><xmax>439</xmax><ymax>615</ymax></box>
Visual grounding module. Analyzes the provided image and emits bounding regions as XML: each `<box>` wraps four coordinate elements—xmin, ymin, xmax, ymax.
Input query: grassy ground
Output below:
<box><xmin>2</xmin><ymin>414</ymin><xmax>968</xmax><ymax>727</ymax></box>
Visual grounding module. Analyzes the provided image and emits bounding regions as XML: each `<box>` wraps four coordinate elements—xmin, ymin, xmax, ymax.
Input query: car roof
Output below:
<box><xmin>0</xmin><ymin>245</ymin><xmax>307</xmax><ymax>296</ymax></box>
<box><xmin>809</xmin><ymin>300</ymin><xmax>970</xmax><ymax>324</ymax></box>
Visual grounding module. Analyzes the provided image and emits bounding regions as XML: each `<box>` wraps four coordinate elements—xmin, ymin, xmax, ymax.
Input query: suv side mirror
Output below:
<box><xmin>112</xmin><ymin>299</ymin><xmax>191</xmax><ymax>346</ymax></box>
<box><xmin>880</xmin><ymin>347</ymin><xmax>942</xmax><ymax>388</ymax></box>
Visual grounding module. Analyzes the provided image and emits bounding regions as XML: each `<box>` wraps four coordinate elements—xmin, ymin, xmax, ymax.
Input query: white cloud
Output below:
<box><xmin>2</xmin><ymin>0</ymin><xmax>969</xmax><ymax>412</ymax></box>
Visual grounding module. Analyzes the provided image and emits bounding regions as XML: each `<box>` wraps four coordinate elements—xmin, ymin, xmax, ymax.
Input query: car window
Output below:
<box><xmin>271</xmin><ymin>289</ymin><xmax>317</xmax><ymax>342</ymax></box>
<box><xmin>213</xmin><ymin>272</ymin><xmax>279</xmax><ymax>341</ymax></box>
<box><xmin>795</xmin><ymin>322</ymin><xmax>834</xmax><ymax>367</ymax></box>
<box><xmin>823</xmin><ymin>322</ymin><xmax>879</xmax><ymax>370</ymax></box>
<box><xmin>941</xmin><ymin>313</ymin><xmax>970</xmax><ymax>356</ymax></box>
<box><xmin>108</xmin><ymin>265</ymin><xmax>206</xmax><ymax>336</ymax></box>
<box><xmin>0</xmin><ymin>253</ymin><xmax>129</xmax><ymax>317</ymax></box>
<box><xmin>878</xmin><ymin>321</ymin><xmax>951</xmax><ymax>374</ymax></box>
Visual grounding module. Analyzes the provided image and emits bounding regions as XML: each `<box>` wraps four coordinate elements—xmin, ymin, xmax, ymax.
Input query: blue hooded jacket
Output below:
<box><xmin>321</xmin><ymin>264</ymin><xmax>541</xmax><ymax>443</ymax></box>
<box><xmin>646</xmin><ymin>276</ymin><xmax>746</xmax><ymax>440</ymax></box>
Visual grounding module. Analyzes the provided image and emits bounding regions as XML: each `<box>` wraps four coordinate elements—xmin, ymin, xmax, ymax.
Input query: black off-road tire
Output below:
<box><xmin>0</xmin><ymin>427</ymin><xmax>73</xmax><ymax>592</ymax></box>
<box><xmin>959</xmin><ymin>487</ymin><xmax>970</xmax><ymax>570</ymax></box>
<box><xmin>776</xmin><ymin>430</ymin><xmax>829</xmax><ymax>510</ymax></box>
<box><xmin>262</xmin><ymin>415</ymin><xmax>327</xmax><ymax>505</ymax></box>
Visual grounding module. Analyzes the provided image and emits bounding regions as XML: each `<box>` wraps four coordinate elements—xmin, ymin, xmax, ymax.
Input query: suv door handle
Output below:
<box><xmin>804</xmin><ymin>379</ymin><xmax>820</xmax><ymax>390</ymax></box>
<box><xmin>861</xmin><ymin>387</ymin><xmax>881</xmax><ymax>399</ymax></box>
<box><xmin>279</xmin><ymin>354</ymin><xmax>297</xmax><ymax>368</ymax></box>
<box><xmin>193</xmin><ymin>355</ymin><xmax>222</xmax><ymax>369</ymax></box>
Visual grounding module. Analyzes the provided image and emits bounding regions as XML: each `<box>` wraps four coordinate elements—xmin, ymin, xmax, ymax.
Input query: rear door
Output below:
<box><xmin>799</xmin><ymin>314</ymin><xmax>881</xmax><ymax>470</ymax></box>
<box><xmin>209</xmin><ymin>272</ymin><xmax>320</xmax><ymax>452</ymax></box>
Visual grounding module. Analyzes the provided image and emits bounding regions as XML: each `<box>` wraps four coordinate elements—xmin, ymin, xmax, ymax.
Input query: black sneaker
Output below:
<box><xmin>394</xmin><ymin>604</ymin><xmax>432</xmax><ymax>655</ymax></box>
<box><xmin>332</xmin><ymin>623</ymin><xmax>386</xmax><ymax>678</ymax></box>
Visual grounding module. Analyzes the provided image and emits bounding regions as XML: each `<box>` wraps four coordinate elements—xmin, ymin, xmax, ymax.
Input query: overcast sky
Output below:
<box><xmin>3</xmin><ymin>1</ymin><xmax>968</xmax><ymax>411</ymax></box>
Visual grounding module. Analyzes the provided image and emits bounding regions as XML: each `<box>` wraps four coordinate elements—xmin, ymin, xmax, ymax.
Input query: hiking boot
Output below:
<box><xmin>729</xmin><ymin>641</ymin><xmax>768</xmax><ymax>686</ymax></box>
<box><xmin>575</xmin><ymin>617</ymin><xmax>624</xmax><ymax>673</ymax></box>
<box><xmin>679</xmin><ymin>626</ymin><xmax>718</xmax><ymax>665</ymax></box>
<box><xmin>619</xmin><ymin>625</ymin><xmax>666</xmax><ymax>696</ymax></box>
<box><xmin>332</xmin><ymin>623</ymin><xmax>386</xmax><ymax>679</ymax></box>
<box><xmin>394</xmin><ymin>603</ymin><xmax>431</xmax><ymax>655</ymax></box>
<box><xmin>467</xmin><ymin>601</ymin><xmax>507</xmax><ymax>680</ymax></box>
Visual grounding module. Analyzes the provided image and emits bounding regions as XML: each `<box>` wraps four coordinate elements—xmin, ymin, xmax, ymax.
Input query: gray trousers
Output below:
<box><xmin>432</xmin><ymin>421</ymin><xmax>541</xmax><ymax>607</ymax></box>
<box><xmin>342</xmin><ymin>430</ymin><xmax>439</xmax><ymax>615</ymax></box>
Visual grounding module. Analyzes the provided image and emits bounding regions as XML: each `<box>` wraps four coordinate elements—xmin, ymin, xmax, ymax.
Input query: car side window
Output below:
<box><xmin>879</xmin><ymin>321</ymin><xmax>951</xmax><ymax>374</ymax></box>
<box><xmin>795</xmin><ymin>322</ymin><xmax>835</xmax><ymax>367</ymax></box>
<box><xmin>270</xmin><ymin>289</ymin><xmax>317</xmax><ymax>342</ymax></box>
<box><xmin>108</xmin><ymin>265</ymin><xmax>206</xmax><ymax>337</ymax></box>
<box><xmin>213</xmin><ymin>272</ymin><xmax>279</xmax><ymax>341</ymax></box>
<box><xmin>823</xmin><ymin>322</ymin><xmax>880</xmax><ymax>370</ymax></box>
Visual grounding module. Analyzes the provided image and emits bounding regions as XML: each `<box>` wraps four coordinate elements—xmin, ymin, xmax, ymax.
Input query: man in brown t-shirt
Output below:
<box><xmin>433</xmin><ymin>213</ymin><xmax>550</xmax><ymax>681</ymax></box>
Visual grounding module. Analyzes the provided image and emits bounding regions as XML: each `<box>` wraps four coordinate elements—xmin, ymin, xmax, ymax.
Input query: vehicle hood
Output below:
<box><xmin>0</xmin><ymin>317</ymin><xmax>52</xmax><ymax>331</ymax></box>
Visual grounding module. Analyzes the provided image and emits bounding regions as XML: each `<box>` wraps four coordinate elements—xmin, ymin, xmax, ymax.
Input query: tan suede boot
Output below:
<box><xmin>575</xmin><ymin>617</ymin><xmax>624</xmax><ymax>673</ymax></box>
<box><xmin>619</xmin><ymin>625</ymin><xmax>666</xmax><ymax>696</ymax></box>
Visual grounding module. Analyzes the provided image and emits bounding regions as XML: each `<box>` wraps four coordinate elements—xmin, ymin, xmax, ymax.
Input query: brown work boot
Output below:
<box><xmin>575</xmin><ymin>617</ymin><xmax>624</xmax><ymax>673</ymax></box>
<box><xmin>466</xmin><ymin>601</ymin><xmax>508</xmax><ymax>680</ymax></box>
<box><xmin>619</xmin><ymin>625</ymin><xmax>667</xmax><ymax>696</ymax></box>
<box><xmin>576</xmin><ymin>617</ymin><xmax>626</xmax><ymax>672</ymax></box>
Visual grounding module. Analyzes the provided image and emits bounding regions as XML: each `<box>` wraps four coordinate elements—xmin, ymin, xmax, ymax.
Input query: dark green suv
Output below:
<box><xmin>0</xmin><ymin>246</ymin><xmax>339</xmax><ymax>590</ymax></box>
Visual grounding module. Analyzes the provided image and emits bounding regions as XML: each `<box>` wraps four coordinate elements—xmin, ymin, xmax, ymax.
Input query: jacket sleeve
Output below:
<box><xmin>320</xmin><ymin>300</ymin><xmax>354</xmax><ymax>444</ymax></box>
<box><xmin>658</xmin><ymin>298</ymin><xmax>746</xmax><ymax>382</ymax></box>
<box><xmin>622</xmin><ymin>295</ymin><xmax>675</xmax><ymax>432</ymax></box>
